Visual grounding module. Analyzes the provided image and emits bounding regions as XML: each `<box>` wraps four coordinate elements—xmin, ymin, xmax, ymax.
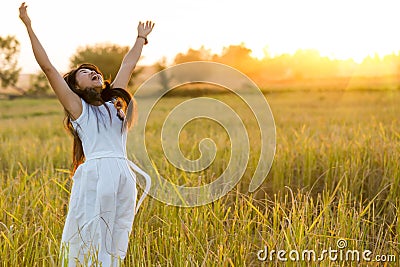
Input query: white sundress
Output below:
<box><xmin>60</xmin><ymin>99</ymin><xmax>151</xmax><ymax>266</ymax></box>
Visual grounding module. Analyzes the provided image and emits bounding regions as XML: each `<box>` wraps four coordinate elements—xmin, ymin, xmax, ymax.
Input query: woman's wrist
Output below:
<box><xmin>137</xmin><ymin>35</ymin><xmax>148</xmax><ymax>45</ymax></box>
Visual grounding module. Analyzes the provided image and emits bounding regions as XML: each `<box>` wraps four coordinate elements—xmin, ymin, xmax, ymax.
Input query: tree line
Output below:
<box><xmin>2</xmin><ymin>35</ymin><xmax>400</xmax><ymax>96</ymax></box>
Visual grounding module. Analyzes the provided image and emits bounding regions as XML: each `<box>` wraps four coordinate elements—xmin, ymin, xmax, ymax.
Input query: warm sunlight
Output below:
<box><xmin>2</xmin><ymin>2</ymin><xmax>400</xmax><ymax>266</ymax></box>
<box><xmin>253</xmin><ymin>0</ymin><xmax>400</xmax><ymax>63</ymax></box>
<box><xmin>2</xmin><ymin>0</ymin><xmax>400</xmax><ymax>72</ymax></box>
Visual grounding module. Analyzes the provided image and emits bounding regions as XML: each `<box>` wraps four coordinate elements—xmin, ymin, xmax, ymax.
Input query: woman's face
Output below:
<box><xmin>75</xmin><ymin>68</ymin><xmax>103</xmax><ymax>91</ymax></box>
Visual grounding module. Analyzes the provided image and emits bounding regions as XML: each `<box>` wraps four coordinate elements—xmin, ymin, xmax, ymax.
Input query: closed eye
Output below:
<box><xmin>77</xmin><ymin>70</ymin><xmax>88</xmax><ymax>75</ymax></box>
<box><xmin>78</xmin><ymin>69</ymin><xmax>95</xmax><ymax>75</ymax></box>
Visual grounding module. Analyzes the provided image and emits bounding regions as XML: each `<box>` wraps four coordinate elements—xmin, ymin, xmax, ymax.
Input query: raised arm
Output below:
<box><xmin>111</xmin><ymin>21</ymin><xmax>155</xmax><ymax>89</ymax></box>
<box><xmin>19</xmin><ymin>2</ymin><xmax>82</xmax><ymax>119</ymax></box>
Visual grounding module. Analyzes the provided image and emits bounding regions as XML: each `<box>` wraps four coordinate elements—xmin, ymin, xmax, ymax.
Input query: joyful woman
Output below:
<box><xmin>19</xmin><ymin>2</ymin><xmax>154</xmax><ymax>265</ymax></box>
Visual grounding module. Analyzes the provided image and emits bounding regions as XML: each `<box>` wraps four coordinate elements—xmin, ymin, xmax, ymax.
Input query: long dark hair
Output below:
<box><xmin>63</xmin><ymin>63</ymin><xmax>136</xmax><ymax>173</ymax></box>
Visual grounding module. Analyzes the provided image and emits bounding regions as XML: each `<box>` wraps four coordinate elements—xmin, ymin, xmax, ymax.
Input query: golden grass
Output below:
<box><xmin>0</xmin><ymin>90</ymin><xmax>399</xmax><ymax>266</ymax></box>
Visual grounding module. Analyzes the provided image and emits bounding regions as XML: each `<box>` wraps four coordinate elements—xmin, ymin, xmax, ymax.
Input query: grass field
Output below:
<box><xmin>0</xmin><ymin>89</ymin><xmax>399</xmax><ymax>266</ymax></box>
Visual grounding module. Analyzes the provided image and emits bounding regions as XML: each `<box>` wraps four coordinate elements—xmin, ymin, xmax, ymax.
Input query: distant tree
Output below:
<box><xmin>174</xmin><ymin>45</ymin><xmax>212</xmax><ymax>64</ymax></box>
<box><xmin>0</xmin><ymin>35</ymin><xmax>23</xmax><ymax>93</ymax></box>
<box><xmin>27</xmin><ymin>71</ymin><xmax>52</xmax><ymax>96</ymax></box>
<box><xmin>288</xmin><ymin>49</ymin><xmax>340</xmax><ymax>80</ymax></box>
<box><xmin>69</xmin><ymin>43</ymin><xmax>143</xmax><ymax>87</ymax></box>
<box><xmin>212</xmin><ymin>43</ymin><xmax>256</xmax><ymax>72</ymax></box>
<box><xmin>172</xmin><ymin>46</ymin><xmax>214</xmax><ymax>81</ymax></box>
<box><xmin>154</xmin><ymin>57</ymin><xmax>172</xmax><ymax>92</ymax></box>
<box><xmin>382</xmin><ymin>52</ymin><xmax>400</xmax><ymax>78</ymax></box>
<box><xmin>260</xmin><ymin>53</ymin><xmax>293</xmax><ymax>80</ymax></box>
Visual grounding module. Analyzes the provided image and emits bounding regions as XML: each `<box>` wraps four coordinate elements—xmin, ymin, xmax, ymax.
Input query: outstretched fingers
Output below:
<box><xmin>137</xmin><ymin>20</ymin><xmax>155</xmax><ymax>37</ymax></box>
<box><xmin>138</xmin><ymin>21</ymin><xmax>155</xmax><ymax>29</ymax></box>
<box><xmin>19</xmin><ymin>2</ymin><xmax>31</xmax><ymax>25</ymax></box>
<box><xmin>19</xmin><ymin>2</ymin><xmax>28</xmax><ymax>12</ymax></box>
<box><xmin>145</xmin><ymin>20</ymin><xmax>155</xmax><ymax>30</ymax></box>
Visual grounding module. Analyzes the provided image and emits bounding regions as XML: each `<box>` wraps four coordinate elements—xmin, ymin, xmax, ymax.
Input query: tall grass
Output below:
<box><xmin>0</xmin><ymin>90</ymin><xmax>399</xmax><ymax>266</ymax></box>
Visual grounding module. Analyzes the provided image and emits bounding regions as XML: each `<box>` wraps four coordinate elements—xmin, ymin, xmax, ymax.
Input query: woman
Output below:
<box><xmin>19</xmin><ymin>2</ymin><xmax>154</xmax><ymax>266</ymax></box>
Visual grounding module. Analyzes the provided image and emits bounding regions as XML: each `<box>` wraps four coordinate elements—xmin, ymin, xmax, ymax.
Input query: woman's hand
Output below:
<box><xmin>19</xmin><ymin>2</ymin><xmax>31</xmax><ymax>27</ymax></box>
<box><xmin>112</xmin><ymin>97</ymin><xmax>126</xmax><ymax>120</ymax></box>
<box><xmin>137</xmin><ymin>21</ymin><xmax>155</xmax><ymax>37</ymax></box>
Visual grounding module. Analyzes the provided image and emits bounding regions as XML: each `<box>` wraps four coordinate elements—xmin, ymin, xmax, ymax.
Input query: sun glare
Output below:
<box><xmin>3</xmin><ymin>0</ymin><xmax>400</xmax><ymax>73</ymax></box>
<box><xmin>251</xmin><ymin>0</ymin><xmax>400</xmax><ymax>64</ymax></box>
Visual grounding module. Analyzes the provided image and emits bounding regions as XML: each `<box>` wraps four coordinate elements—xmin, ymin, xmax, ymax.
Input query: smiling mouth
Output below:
<box><xmin>91</xmin><ymin>73</ymin><xmax>103</xmax><ymax>84</ymax></box>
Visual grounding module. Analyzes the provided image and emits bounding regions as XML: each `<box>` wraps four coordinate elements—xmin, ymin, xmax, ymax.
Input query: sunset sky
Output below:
<box><xmin>2</xmin><ymin>0</ymin><xmax>400</xmax><ymax>74</ymax></box>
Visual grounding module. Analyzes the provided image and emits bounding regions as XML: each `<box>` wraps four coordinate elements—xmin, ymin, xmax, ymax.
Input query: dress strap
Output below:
<box><xmin>127</xmin><ymin>160</ymin><xmax>152</xmax><ymax>214</ymax></box>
